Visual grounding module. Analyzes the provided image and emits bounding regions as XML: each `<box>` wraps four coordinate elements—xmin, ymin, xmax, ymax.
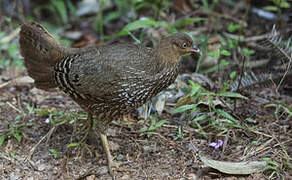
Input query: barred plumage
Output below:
<box><xmin>19</xmin><ymin>21</ymin><xmax>201</xmax><ymax>175</ymax></box>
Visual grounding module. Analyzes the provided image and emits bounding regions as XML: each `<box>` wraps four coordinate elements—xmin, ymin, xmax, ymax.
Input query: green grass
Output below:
<box><xmin>139</xmin><ymin>115</ymin><xmax>166</xmax><ymax>137</ymax></box>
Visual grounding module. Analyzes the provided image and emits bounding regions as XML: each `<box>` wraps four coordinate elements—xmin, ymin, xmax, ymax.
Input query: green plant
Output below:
<box><xmin>94</xmin><ymin>0</ymin><xmax>173</xmax><ymax>39</ymax></box>
<box><xmin>200</xmin><ymin>43</ymin><xmax>232</xmax><ymax>74</ymax></box>
<box><xmin>173</xmin><ymin>80</ymin><xmax>248</xmax><ymax>137</ymax></box>
<box><xmin>263</xmin><ymin>157</ymin><xmax>283</xmax><ymax>179</ymax></box>
<box><xmin>0</xmin><ymin>102</ymin><xmax>38</xmax><ymax>146</ymax></box>
<box><xmin>139</xmin><ymin>115</ymin><xmax>166</xmax><ymax>137</ymax></box>
<box><xmin>273</xmin><ymin>102</ymin><xmax>292</xmax><ymax>121</ymax></box>
<box><xmin>33</xmin><ymin>0</ymin><xmax>76</xmax><ymax>25</ymax></box>
<box><xmin>49</xmin><ymin>148</ymin><xmax>59</xmax><ymax>158</ymax></box>
<box><xmin>201</xmin><ymin>0</ymin><xmax>219</xmax><ymax>13</ymax></box>
<box><xmin>0</xmin><ymin>31</ymin><xmax>23</xmax><ymax>69</ymax></box>
<box><xmin>242</xmin><ymin>48</ymin><xmax>255</xmax><ymax>58</ymax></box>
<box><xmin>227</xmin><ymin>23</ymin><xmax>243</xmax><ymax>33</ymax></box>
<box><xmin>104</xmin><ymin>17</ymin><xmax>206</xmax><ymax>40</ymax></box>
<box><xmin>67</xmin><ymin>142</ymin><xmax>80</xmax><ymax>148</ymax></box>
<box><xmin>0</xmin><ymin>124</ymin><xmax>23</xmax><ymax>146</ymax></box>
<box><xmin>169</xmin><ymin>125</ymin><xmax>183</xmax><ymax>140</ymax></box>
<box><xmin>37</xmin><ymin>108</ymin><xmax>84</xmax><ymax>125</ymax></box>
<box><xmin>41</xmin><ymin>23</ymin><xmax>72</xmax><ymax>46</ymax></box>
<box><xmin>263</xmin><ymin>0</ymin><xmax>291</xmax><ymax>12</ymax></box>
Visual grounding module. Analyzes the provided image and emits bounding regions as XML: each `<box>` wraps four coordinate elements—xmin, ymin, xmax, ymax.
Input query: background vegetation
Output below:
<box><xmin>0</xmin><ymin>0</ymin><xmax>291</xmax><ymax>179</ymax></box>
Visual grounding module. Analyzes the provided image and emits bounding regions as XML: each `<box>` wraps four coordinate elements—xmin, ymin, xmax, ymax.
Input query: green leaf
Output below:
<box><xmin>217</xmin><ymin>92</ymin><xmax>248</xmax><ymax>100</ymax></box>
<box><xmin>229</xmin><ymin>71</ymin><xmax>237</xmax><ymax>79</ymax></box>
<box><xmin>0</xmin><ymin>135</ymin><xmax>7</xmax><ymax>146</ymax></box>
<box><xmin>207</xmin><ymin>49</ymin><xmax>220</xmax><ymax>58</ymax></box>
<box><xmin>280</xmin><ymin>1</ymin><xmax>290</xmax><ymax>8</ymax></box>
<box><xmin>13</xmin><ymin>132</ymin><xmax>21</xmax><ymax>142</ymax></box>
<box><xmin>227</xmin><ymin>23</ymin><xmax>242</xmax><ymax>33</ymax></box>
<box><xmin>49</xmin><ymin>149</ymin><xmax>58</xmax><ymax>158</ymax></box>
<box><xmin>148</xmin><ymin>124</ymin><xmax>156</xmax><ymax>132</ymax></box>
<box><xmin>200</xmin><ymin>59</ymin><xmax>229</xmax><ymax>74</ymax></box>
<box><xmin>220</xmin><ymin>49</ymin><xmax>231</xmax><ymax>56</ymax></box>
<box><xmin>8</xmin><ymin>43</ymin><xmax>19</xmax><ymax>59</ymax></box>
<box><xmin>67</xmin><ymin>142</ymin><xmax>80</xmax><ymax>147</ymax></box>
<box><xmin>104</xmin><ymin>11</ymin><xmax>121</xmax><ymax>24</ymax></box>
<box><xmin>242</xmin><ymin>48</ymin><xmax>255</xmax><ymax>57</ymax></box>
<box><xmin>140</xmin><ymin>127</ymin><xmax>148</xmax><ymax>132</ymax></box>
<box><xmin>174</xmin><ymin>17</ymin><xmax>207</xmax><ymax>28</ymax></box>
<box><xmin>190</xmin><ymin>81</ymin><xmax>202</xmax><ymax>97</ymax></box>
<box><xmin>245</xmin><ymin>118</ymin><xmax>257</xmax><ymax>124</ymax></box>
<box><xmin>67</xmin><ymin>0</ymin><xmax>76</xmax><ymax>15</ymax></box>
<box><xmin>263</xmin><ymin>5</ymin><xmax>278</xmax><ymax>11</ymax></box>
<box><xmin>216</xmin><ymin>109</ymin><xmax>237</xmax><ymax>122</ymax></box>
<box><xmin>193</xmin><ymin>114</ymin><xmax>207</xmax><ymax>122</ymax></box>
<box><xmin>121</xmin><ymin>18</ymin><xmax>158</xmax><ymax>35</ymax></box>
<box><xmin>227</xmin><ymin>38</ymin><xmax>238</xmax><ymax>50</ymax></box>
<box><xmin>51</xmin><ymin>0</ymin><xmax>68</xmax><ymax>24</ymax></box>
<box><xmin>173</xmin><ymin>104</ymin><xmax>197</xmax><ymax>113</ymax></box>
<box><xmin>155</xmin><ymin>120</ymin><xmax>166</xmax><ymax>128</ymax></box>
<box><xmin>104</xmin><ymin>18</ymin><xmax>173</xmax><ymax>39</ymax></box>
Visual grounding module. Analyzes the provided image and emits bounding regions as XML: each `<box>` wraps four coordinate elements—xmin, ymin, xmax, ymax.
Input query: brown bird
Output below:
<box><xmin>19</xmin><ymin>21</ymin><xmax>201</xmax><ymax>174</ymax></box>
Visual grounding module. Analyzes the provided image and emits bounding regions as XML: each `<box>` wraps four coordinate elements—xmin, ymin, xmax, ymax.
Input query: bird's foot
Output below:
<box><xmin>107</xmin><ymin>159</ymin><xmax>131</xmax><ymax>176</ymax></box>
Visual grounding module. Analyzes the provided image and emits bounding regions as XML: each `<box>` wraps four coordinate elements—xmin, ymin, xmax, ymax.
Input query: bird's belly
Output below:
<box><xmin>88</xmin><ymin>85</ymin><xmax>157</xmax><ymax>116</ymax></box>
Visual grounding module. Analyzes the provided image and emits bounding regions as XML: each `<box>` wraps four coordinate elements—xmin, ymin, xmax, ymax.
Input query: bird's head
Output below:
<box><xmin>169</xmin><ymin>33</ymin><xmax>201</xmax><ymax>56</ymax></box>
<box><xmin>156</xmin><ymin>33</ymin><xmax>201</xmax><ymax>67</ymax></box>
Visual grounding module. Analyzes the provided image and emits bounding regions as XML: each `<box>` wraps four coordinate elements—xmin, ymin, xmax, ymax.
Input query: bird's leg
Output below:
<box><xmin>80</xmin><ymin>112</ymin><xmax>93</xmax><ymax>143</ymax></box>
<box><xmin>93</xmin><ymin>116</ymin><xmax>130</xmax><ymax>175</ymax></box>
<box><xmin>98</xmin><ymin>131</ymin><xmax>120</xmax><ymax>175</ymax></box>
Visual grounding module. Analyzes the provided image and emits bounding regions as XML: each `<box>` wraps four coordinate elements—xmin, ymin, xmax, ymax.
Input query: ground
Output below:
<box><xmin>1</xmin><ymin>79</ymin><xmax>291</xmax><ymax>179</ymax></box>
<box><xmin>1</xmin><ymin>0</ymin><xmax>292</xmax><ymax>179</ymax></box>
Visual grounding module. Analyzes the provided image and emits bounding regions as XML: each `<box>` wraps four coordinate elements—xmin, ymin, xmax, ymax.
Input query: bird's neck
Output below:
<box><xmin>154</xmin><ymin>43</ymin><xmax>180</xmax><ymax>69</ymax></box>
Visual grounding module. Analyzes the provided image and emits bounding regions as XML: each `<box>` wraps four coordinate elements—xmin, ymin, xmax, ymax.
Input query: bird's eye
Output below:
<box><xmin>182</xmin><ymin>42</ymin><xmax>187</xmax><ymax>48</ymax></box>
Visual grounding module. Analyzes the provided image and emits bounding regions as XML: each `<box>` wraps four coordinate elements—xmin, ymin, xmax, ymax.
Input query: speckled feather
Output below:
<box><xmin>19</xmin><ymin>22</ymin><xmax>198</xmax><ymax>131</ymax></box>
<box><xmin>53</xmin><ymin>44</ymin><xmax>179</xmax><ymax>129</ymax></box>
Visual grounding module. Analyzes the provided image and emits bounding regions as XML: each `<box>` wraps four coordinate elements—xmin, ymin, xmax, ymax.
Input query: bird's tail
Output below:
<box><xmin>19</xmin><ymin>21</ymin><xmax>68</xmax><ymax>90</ymax></box>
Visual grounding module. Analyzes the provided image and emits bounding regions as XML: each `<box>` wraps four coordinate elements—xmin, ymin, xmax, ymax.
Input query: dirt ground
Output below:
<box><xmin>1</xmin><ymin>1</ymin><xmax>292</xmax><ymax>179</ymax></box>
<box><xmin>1</xmin><ymin>78</ymin><xmax>291</xmax><ymax>180</ymax></box>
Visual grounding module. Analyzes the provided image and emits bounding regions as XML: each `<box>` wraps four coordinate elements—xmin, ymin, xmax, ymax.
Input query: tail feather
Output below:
<box><xmin>19</xmin><ymin>21</ymin><xmax>66</xmax><ymax>90</ymax></box>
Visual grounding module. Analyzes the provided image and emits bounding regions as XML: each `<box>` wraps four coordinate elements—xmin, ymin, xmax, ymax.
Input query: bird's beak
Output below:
<box><xmin>188</xmin><ymin>45</ymin><xmax>202</xmax><ymax>56</ymax></box>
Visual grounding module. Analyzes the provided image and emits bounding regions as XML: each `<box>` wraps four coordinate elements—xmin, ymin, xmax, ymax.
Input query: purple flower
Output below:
<box><xmin>209</xmin><ymin>139</ymin><xmax>223</xmax><ymax>149</ymax></box>
<box><xmin>45</xmin><ymin>118</ymin><xmax>50</xmax><ymax>124</ymax></box>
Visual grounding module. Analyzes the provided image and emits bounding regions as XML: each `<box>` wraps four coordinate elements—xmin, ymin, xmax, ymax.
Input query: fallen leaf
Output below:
<box><xmin>200</xmin><ymin>155</ymin><xmax>267</xmax><ymax>175</ymax></box>
<box><xmin>0</xmin><ymin>76</ymin><xmax>34</xmax><ymax>89</ymax></box>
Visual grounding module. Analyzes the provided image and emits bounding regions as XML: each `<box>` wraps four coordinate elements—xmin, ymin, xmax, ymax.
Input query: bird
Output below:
<box><xmin>19</xmin><ymin>21</ymin><xmax>201</xmax><ymax>175</ymax></box>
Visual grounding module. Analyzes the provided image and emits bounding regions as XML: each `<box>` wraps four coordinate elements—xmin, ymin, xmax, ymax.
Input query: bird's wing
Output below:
<box><xmin>66</xmin><ymin>44</ymin><xmax>155</xmax><ymax>102</ymax></box>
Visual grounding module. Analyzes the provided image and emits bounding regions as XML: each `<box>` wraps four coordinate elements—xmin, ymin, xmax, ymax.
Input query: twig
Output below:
<box><xmin>6</xmin><ymin>102</ymin><xmax>22</xmax><ymax>113</ymax></box>
<box><xmin>221</xmin><ymin>130</ymin><xmax>231</xmax><ymax>158</ymax></box>
<box><xmin>0</xmin><ymin>27</ymin><xmax>20</xmax><ymax>43</ymax></box>
<box><xmin>217</xmin><ymin>96</ymin><xmax>242</xmax><ymax>120</ymax></box>
<box><xmin>25</xmin><ymin>126</ymin><xmax>56</xmax><ymax>161</ymax></box>
<box><xmin>151</xmin><ymin>132</ymin><xmax>184</xmax><ymax>151</ymax></box>
<box><xmin>245</xmin><ymin>125</ymin><xmax>273</xmax><ymax>138</ymax></box>
<box><xmin>236</xmin><ymin>55</ymin><xmax>246</xmax><ymax>92</ymax></box>
<box><xmin>234</xmin><ymin>55</ymin><xmax>246</xmax><ymax>113</ymax></box>
<box><xmin>25</xmin><ymin>120</ymin><xmax>66</xmax><ymax>161</ymax></box>
<box><xmin>271</xmin><ymin>133</ymin><xmax>291</xmax><ymax>160</ymax></box>
<box><xmin>276</xmin><ymin>55</ymin><xmax>291</xmax><ymax>92</ymax></box>
<box><xmin>0</xmin><ymin>76</ymin><xmax>34</xmax><ymax>90</ymax></box>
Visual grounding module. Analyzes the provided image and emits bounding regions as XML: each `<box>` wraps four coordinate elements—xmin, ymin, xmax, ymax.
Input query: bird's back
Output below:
<box><xmin>54</xmin><ymin>44</ymin><xmax>179</xmax><ymax>116</ymax></box>
<box><xmin>20</xmin><ymin>21</ymin><xmax>181</xmax><ymax>121</ymax></box>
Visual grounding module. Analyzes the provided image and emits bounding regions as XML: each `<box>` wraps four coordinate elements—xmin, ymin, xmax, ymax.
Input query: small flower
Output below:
<box><xmin>209</xmin><ymin>139</ymin><xmax>223</xmax><ymax>150</ymax></box>
<box><xmin>45</xmin><ymin>118</ymin><xmax>50</xmax><ymax>124</ymax></box>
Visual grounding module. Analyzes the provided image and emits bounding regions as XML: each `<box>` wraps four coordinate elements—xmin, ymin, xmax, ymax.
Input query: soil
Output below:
<box><xmin>2</xmin><ymin>81</ymin><xmax>291</xmax><ymax>179</ymax></box>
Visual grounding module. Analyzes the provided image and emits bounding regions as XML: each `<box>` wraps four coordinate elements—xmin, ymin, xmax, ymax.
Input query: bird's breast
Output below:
<box><xmin>109</xmin><ymin>65</ymin><xmax>179</xmax><ymax>113</ymax></box>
